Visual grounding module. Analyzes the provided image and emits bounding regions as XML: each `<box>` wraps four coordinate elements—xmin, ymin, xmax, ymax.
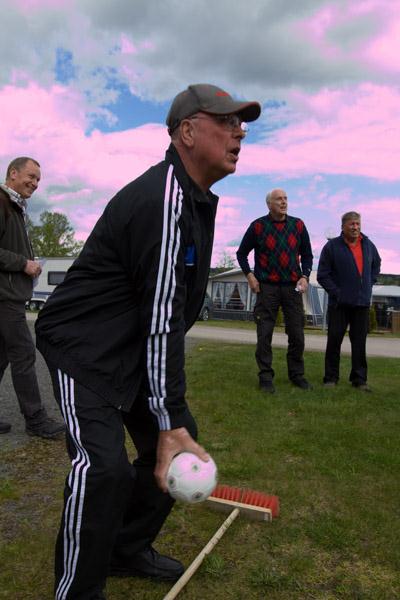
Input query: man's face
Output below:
<box><xmin>8</xmin><ymin>160</ymin><xmax>41</xmax><ymax>199</ymax></box>
<box><xmin>188</xmin><ymin>113</ymin><xmax>246</xmax><ymax>186</ymax></box>
<box><xmin>342</xmin><ymin>218</ymin><xmax>361</xmax><ymax>242</ymax></box>
<box><xmin>267</xmin><ymin>189</ymin><xmax>287</xmax><ymax>221</ymax></box>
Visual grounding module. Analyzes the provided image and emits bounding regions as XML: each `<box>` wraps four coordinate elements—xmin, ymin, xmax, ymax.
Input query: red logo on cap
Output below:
<box><xmin>216</xmin><ymin>91</ymin><xmax>229</xmax><ymax>96</ymax></box>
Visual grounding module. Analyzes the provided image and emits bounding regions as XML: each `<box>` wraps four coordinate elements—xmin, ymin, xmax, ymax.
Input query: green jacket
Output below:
<box><xmin>0</xmin><ymin>188</ymin><xmax>34</xmax><ymax>302</ymax></box>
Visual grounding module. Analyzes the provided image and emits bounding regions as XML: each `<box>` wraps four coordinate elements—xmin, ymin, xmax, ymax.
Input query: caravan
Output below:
<box><xmin>27</xmin><ymin>257</ymin><xmax>75</xmax><ymax>310</ymax></box>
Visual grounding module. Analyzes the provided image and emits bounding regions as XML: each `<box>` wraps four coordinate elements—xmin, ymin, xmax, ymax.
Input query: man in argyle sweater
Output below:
<box><xmin>237</xmin><ymin>188</ymin><xmax>313</xmax><ymax>393</ymax></box>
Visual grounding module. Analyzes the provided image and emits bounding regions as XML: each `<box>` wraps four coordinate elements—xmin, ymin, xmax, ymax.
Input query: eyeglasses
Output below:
<box><xmin>188</xmin><ymin>113</ymin><xmax>249</xmax><ymax>134</ymax></box>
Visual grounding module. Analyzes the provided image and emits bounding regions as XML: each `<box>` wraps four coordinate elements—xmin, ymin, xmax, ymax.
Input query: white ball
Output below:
<box><xmin>167</xmin><ymin>452</ymin><xmax>218</xmax><ymax>504</ymax></box>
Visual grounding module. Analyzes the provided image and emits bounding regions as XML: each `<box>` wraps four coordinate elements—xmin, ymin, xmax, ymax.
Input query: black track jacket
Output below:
<box><xmin>35</xmin><ymin>144</ymin><xmax>218</xmax><ymax>430</ymax></box>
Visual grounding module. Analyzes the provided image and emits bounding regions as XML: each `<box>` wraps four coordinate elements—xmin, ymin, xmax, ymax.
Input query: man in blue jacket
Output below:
<box><xmin>317</xmin><ymin>211</ymin><xmax>381</xmax><ymax>391</ymax></box>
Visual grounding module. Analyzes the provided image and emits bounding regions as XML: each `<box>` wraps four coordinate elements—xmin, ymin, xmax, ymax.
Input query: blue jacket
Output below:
<box><xmin>317</xmin><ymin>233</ymin><xmax>381</xmax><ymax>307</ymax></box>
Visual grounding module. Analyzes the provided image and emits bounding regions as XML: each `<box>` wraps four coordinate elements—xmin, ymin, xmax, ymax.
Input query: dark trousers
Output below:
<box><xmin>0</xmin><ymin>300</ymin><xmax>46</xmax><ymax>423</ymax></box>
<box><xmin>254</xmin><ymin>283</ymin><xmax>305</xmax><ymax>383</ymax></box>
<box><xmin>324</xmin><ymin>305</ymin><xmax>369</xmax><ymax>384</ymax></box>
<box><xmin>48</xmin><ymin>366</ymin><xmax>197</xmax><ymax>600</ymax></box>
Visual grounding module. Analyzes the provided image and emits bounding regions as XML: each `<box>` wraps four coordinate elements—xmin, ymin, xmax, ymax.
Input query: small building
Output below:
<box><xmin>372</xmin><ymin>286</ymin><xmax>400</xmax><ymax>329</ymax></box>
<box><xmin>208</xmin><ymin>268</ymin><xmax>400</xmax><ymax>329</ymax></box>
<box><xmin>207</xmin><ymin>268</ymin><xmax>325</xmax><ymax>325</ymax></box>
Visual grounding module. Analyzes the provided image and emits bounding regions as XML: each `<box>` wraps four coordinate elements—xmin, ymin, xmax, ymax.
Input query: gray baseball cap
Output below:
<box><xmin>166</xmin><ymin>84</ymin><xmax>261</xmax><ymax>134</ymax></box>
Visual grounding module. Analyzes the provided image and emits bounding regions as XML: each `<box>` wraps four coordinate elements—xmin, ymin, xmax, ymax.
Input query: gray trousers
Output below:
<box><xmin>0</xmin><ymin>300</ymin><xmax>46</xmax><ymax>424</ymax></box>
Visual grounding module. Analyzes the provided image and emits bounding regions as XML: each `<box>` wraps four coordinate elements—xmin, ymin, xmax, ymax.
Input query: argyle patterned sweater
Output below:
<box><xmin>236</xmin><ymin>214</ymin><xmax>313</xmax><ymax>284</ymax></box>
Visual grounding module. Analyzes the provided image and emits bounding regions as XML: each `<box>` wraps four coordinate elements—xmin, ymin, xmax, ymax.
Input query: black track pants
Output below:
<box><xmin>48</xmin><ymin>366</ymin><xmax>197</xmax><ymax>600</ymax></box>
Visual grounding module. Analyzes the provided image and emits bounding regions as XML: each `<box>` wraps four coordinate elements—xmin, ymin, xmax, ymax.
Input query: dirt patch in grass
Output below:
<box><xmin>0</xmin><ymin>438</ymin><xmax>68</xmax><ymax>544</ymax></box>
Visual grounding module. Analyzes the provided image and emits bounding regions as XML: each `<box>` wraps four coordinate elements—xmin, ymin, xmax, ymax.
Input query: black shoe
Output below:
<box><xmin>259</xmin><ymin>381</ymin><xmax>275</xmax><ymax>394</ymax></box>
<box><xmin>109</xmin><ymin>547</ymin><xmax>184</xmax><ymax>582</ymax></box>
<box><xmin>92</xmin><ymin>594</ymin><xmax>106</xmax><ymax>600</ymax></box>
<box><xmin>352</xmin><ymin>383</ymin><xmax>372</xmax><ymax>393</ymax></box>
<box><xmin>292</xmin><ymin>377</ymin><xmax>313</xmax><ymax>390</ymax></box>
<box><xmin>26</xmin><ymin>417</ymin><xmax>65</xmax><ymax>439</ymax></box>
<box><xmin>0</xmin><ymin>421</ymin><xmax>11</xmax><ymax>434</ymax></box>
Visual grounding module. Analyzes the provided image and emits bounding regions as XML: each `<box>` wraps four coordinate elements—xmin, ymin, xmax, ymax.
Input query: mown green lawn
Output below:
<box><xmin>1</xmin><ymin>343</ymin><xmax>399</xmax><ymax>599</ymax></box>
<box><xmin>196</xmin><ymin>318</ymin><xmax>400</xmax><ymax>338</ymax></box>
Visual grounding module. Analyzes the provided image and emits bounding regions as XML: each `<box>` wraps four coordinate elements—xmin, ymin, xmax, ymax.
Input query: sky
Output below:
<box><xmin>1</xmin><ymin>0</ymin><xmax>399</xmax><ymax>273</ymax></box>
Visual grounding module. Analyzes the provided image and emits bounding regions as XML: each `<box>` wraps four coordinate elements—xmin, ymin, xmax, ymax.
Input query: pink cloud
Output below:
<box><xmin>238</xmin><ymin>84</ymin><xmax>400</xmax><ymax>181</ymax></box>
<box><xmin>298</xmin><ymin>1</ymin><xmax>400</xmax><ymax>75</ymax></box>
<box><xmin>1</xmin><ymin>81</ymin><xmax>399</xmax><ymax>273</ymax></box>
<box><xmin>0</xmin><ymin>82</ymin><xmax>168</xmax><ymax>239</ymax></box>
<box><xmin>120</xmin><ymin>34</ymin><xmax>137</xmax><ymax>55</ymax></box>
<box><xmin>355</xmin><ymin>198</ymin><xmax>400</xmax><ymax>234</ymax></box>
<box><xmin>376</xmin><ymin>247</ymin><xmax>400</xmax><ymax>275</ymax></box>
<box><xmin>297</xmin><ymin>4</ymin><xmax>343</xmax><ymax>60</ymax></box>
<box><xmin>213</xmin><ymin>195</ymin><xmax>252</xmax><ymax>264</ymax></box>
<box><xmin>362</xmin><ymin>20</ymin><xmax>400</xmax><ymax>72</ymax></box>
<box><xmin>0</xmin><ymin>82</ymin><xmax>167</xmax><ymax>191</ymax></box>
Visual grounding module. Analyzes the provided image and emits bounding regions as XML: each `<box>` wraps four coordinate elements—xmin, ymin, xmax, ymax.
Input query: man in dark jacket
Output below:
<box><xmin>236</xmin><ymin>188</ymin><xmax>313</xmax><ymax>393</ymax></box>
<box><xmin>35</xmin><ymin>84</ymin><xmax>261</xmax><ymax>600</ymax></box>
<box><xmin>317</xmin><ymin>211</ymin><xmax>381</xmax><ymax>391</ymax></box>
<box><xmin>0</xmin><ymin>157</ymin><xmax>65</xmax><ymax>438</ymax></box>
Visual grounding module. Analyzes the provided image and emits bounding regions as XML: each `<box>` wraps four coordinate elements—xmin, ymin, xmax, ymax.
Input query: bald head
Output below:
<box><xmin>266</xmin><ymin>188</ymin><xmax>287</xmax><ymax>221</ymax></box>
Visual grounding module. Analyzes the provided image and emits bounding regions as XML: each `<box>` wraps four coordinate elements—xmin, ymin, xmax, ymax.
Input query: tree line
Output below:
<box><xmin>27</xmin><ymin>211</ymin><xmax>83</xmax><ymax>257</ymax></box>
<box><xmin>28</xmin><ymin>213</ymin><xmax>400</xmax><ymax>287</ymax></box>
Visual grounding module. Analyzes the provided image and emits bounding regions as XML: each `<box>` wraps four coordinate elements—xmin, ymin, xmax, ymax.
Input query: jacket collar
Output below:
<box><xmin>340</xmin><ymin>232</ymin><xmax>367</xmax><ymax>244</ymax></box>
<box><xmin>0</xmin><ymin>183</ymin><xmax>27</xmax><ymax>215</ymax></box>
<box><xmin>165</xmin><ymin>143</ymin><xmax>218</xmax><ymax>206</ymax></box>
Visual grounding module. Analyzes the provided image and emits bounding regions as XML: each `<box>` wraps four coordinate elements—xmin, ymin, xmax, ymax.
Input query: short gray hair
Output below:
<box><xmin>341</xmin><ymin>211</ymin><xmax>360</xmax><ymax>226</ymax></box>
<box><xmin>6</xmin><ymin>157</ymin><xmax>40</xmax><ymax>179</ymax></box>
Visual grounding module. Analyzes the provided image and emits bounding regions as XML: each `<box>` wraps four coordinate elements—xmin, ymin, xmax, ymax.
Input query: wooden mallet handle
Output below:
<box><xmin>163</xmin><ymin>508</ymin><xmax>240</xmax><ymax>600</ymax></box>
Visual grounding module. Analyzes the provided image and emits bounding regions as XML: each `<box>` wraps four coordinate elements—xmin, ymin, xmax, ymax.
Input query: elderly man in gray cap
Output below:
<box><xmin>35</xmin><ymin>84</ymin><xmax>261</xmax><ymax>600</ymax></box>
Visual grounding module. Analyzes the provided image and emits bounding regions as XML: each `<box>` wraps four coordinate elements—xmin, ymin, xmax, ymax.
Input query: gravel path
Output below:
<box><xmin>0</xmin><ymin>321</ymin><xmax>62</xmax><ymax>452</ymax></box>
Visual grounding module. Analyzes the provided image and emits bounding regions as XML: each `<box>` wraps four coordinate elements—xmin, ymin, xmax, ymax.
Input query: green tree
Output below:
<box><xmin>215</xmin><ymin>251</ymin><xmax>236</xmax><ymax>270</ymax></box>
<box><xmin>27</xmin><ymin>211</ymin><xmax>83</xmax><ymax>257</ymax></box>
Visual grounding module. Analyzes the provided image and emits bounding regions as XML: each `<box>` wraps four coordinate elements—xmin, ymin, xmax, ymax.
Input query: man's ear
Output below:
<box><xmin>8</xmin><ymin>168</ymin><xmax>18</xmax><ymax>181</ymax></box>
<box><xmin>180</xmin><ymin>120</ymin><xmax>195</xmax><ymax>148</ymax></box>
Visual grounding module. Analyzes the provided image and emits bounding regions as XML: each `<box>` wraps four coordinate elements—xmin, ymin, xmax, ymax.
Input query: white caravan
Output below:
<box><xmin>27</xmin><ymin>257</ymin><xmax>75</xmax><ymax>310</ymax></box>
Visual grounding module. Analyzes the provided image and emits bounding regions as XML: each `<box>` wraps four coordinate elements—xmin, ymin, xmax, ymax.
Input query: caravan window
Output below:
<box><xmin>48</xmin><ymin>271</ymin><xmax>67</xmax><ymax>286</ymax></box>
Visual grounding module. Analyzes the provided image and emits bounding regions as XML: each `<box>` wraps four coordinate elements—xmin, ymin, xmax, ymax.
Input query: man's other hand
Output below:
<box><xmin>24</xmin><ymin>260</ymin><xmax>42</xmax><ymax>278</ymax></box>
<box><xmin>247</xmin><ymin>272</ymin><xmax>260</xmax><ymax>293</ymax></box>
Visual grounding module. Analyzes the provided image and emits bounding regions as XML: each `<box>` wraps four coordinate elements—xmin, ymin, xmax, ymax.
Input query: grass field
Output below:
<box><xmin>1</xmin><ymin>342</ymin><xmax>399</xmax><ymax>599</ymax></box>
<box><xmin>196</xmin><ymin>318</ymin><xmax>400</xmax><ymax>338</ymax></box>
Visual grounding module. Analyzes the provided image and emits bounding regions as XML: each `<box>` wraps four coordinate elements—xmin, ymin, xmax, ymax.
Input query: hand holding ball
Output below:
<box><xmin>167</xmin><ymin>452</ymin><xmax>218</xmax><ymax>503</ymax></box>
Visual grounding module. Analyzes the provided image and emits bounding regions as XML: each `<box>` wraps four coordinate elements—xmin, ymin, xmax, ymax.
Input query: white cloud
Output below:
<box><xmin>1</xmin><ymin>0</ymin><xmax>398</xmax><ymax>115</ymax></box>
